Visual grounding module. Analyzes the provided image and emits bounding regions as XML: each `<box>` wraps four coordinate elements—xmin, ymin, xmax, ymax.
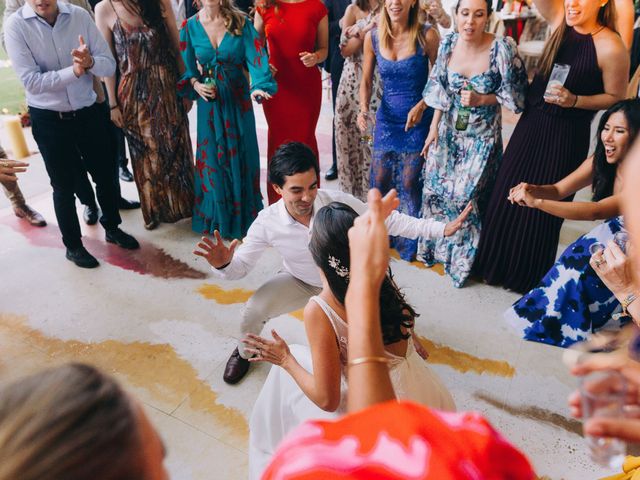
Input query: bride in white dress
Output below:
<box><xmin>243</xmin><ymin>202</ymin><xmax>455</xmax><ymax>479</ymax></box>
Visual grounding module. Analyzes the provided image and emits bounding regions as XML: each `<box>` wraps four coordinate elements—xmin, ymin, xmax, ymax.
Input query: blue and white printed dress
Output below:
<box><xmin>506</xmin><ymin>217</ymin><xmax>630</xmax><ymax>348</ymax></box>
<box><xmin>417</xmin><ymin>33</ymin><xmax>528</xmax><ymax>287</ymax></box>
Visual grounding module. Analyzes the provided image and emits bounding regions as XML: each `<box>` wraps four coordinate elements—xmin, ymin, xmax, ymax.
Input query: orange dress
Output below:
<box><xmin>257</xmin><ymin>0</ymin><xmax>327</xmax><ymax>203</ymax></box>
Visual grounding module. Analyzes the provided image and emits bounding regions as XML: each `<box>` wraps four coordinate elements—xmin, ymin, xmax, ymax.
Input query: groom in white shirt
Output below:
<box><xmin>194</xmin><ymin>142</ymin><xmax>471</xmax><ymax>384</ymax></box>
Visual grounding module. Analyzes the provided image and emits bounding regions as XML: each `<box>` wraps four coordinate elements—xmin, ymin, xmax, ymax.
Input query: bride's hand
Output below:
<box><xmin>243</xmin><ymin>330</ymin><xmax>291</xmax><ymax>366</ymax></box>
<box><xmin>411</xmin><ymin>330</ymin><xmax>430</xmax><ymax>360</ymax></box>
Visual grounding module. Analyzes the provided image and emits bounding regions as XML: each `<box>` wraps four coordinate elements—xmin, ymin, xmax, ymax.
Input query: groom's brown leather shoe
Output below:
<box><xmin>223</xmin><ymin>348</ymin><xmax>250</xmax><ymax>384</ymax></box>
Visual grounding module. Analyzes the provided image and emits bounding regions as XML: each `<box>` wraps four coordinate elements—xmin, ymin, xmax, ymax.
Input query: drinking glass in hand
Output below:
<box><xmin>580</xmin><ymin>369</ymin><xmax>626</xmax><ymax>469</ymax></box>
<box><xmin>544</xmin><ymin>63</ymin><xmax>571</xmax><ymax>102</ymax></box>
<box><xmin>613</xmin><ymin>231</ymin><xmax>629</xmax><ymax>254</ymax></box>
<box><xmin>589</xmin><ymin>242</ymin><xmax>605</xmax><ymax>256</ymax></box>
<box><xmin>359</xmin><ymin>113</ymin><xmax>375</xmax><ymax>147</ymax></box>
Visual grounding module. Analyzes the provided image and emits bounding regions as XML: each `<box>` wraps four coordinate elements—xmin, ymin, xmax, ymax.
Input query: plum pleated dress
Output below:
<box><xmin>473</xmin><ymin>27</ymin><xmax>604</xmax><ymax>293</ymax></box>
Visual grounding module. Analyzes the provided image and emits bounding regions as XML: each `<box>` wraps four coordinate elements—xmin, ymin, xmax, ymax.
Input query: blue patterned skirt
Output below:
<box><xmin>505</xmin><ymin>217</ymin><xmax>629</xmax><ymax>348</ymax></box>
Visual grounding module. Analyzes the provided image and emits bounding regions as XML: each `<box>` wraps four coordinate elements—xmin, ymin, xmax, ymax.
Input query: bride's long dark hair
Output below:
<box><xmin>309</xmin><ymin>202</ymin><xmax>415</xmax><ymax>345</ymax></box>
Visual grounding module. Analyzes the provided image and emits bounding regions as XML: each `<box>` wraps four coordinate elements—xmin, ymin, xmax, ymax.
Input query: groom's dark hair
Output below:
<box><xmin>268</xmin><ymin>142</ymin><xmax>320</xmax><ymax>188</ymax></box>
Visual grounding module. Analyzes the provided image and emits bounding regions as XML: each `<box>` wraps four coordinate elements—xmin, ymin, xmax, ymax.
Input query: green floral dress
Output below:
<box><xmin>179</xmin><ymin>17</ymin><xmax>277</xmax><ymax>239</ymax></box>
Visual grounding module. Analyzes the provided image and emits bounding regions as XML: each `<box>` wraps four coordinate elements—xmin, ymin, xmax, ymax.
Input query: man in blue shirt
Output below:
<box><xmin>4</xmin><ymin>0</ymin><xmax>139</xmax><ymax>268</ymax></box>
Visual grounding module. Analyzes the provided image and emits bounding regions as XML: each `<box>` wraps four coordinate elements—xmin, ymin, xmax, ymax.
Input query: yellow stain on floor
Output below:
<box><xmin>389</xmin><ymin>249</ymin><xmax>445</xmax><ymax>275</ymax></box>
<box><xmin>287</xmin><ymin>311</ymin><xmax>514</xmax><ymax>378</ymax></box>
<box><xmin>417</xmin><ymin>336</ymin><xmax>515</xmax><ymax>378</ymax></box>
<box><xmin>289</xmin><ymin>309</ymin><xmax>305</xmax><ymax>321</ymax></box>
<box><xmin>197</xmin><ymin>284</ymin><xmax>254</xmax><ymax>304</ymax></box>
<box><xmin>0</xmin><ymin>313</ymin><xmax>248</xmax><ymax>441</ymax></box>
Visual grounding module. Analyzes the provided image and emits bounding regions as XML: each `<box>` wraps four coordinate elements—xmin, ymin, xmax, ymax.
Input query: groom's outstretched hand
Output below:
<box><xmin>444</xmin><ymin>202</ymin><xmax>473</xmax><ymax>237</ymax></box>
<box><xmin>193</xmin><ymin>230</ymin><xmax>238</xmax><ymax>269</ymax></box>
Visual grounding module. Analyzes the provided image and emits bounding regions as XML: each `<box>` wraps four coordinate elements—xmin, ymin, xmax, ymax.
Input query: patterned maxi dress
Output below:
<box><xmin>178</xmin><ymin>17</ymin><xmax>277</xmax><ymax>239</ymax></box>
<box><xmin>506</xmin><ymin>217</ymin><xmax>630</xmax><ymax>348</ymax></box>
<box><xmin>111</xmin><ymin>5</ymin><xmax>195</xmax><ymax>227</ymax></box>
<box><xmin>370</xmin><ymin>26</ymin><xmax>434</xmax><ymax>261</ymax></box>
<box><xmin>417</xmin><ymin>34</ymin><xmax>527</xmax><ymax>287</ymax></box>
<box><xmin>335</xmin><ymin>14</ymin><xmax>382</xmax><ymax>201</ymax></box>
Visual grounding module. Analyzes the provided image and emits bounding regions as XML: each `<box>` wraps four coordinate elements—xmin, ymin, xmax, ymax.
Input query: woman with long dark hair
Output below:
<box><xmin>473</xmin><ymin>0</ymin><xmax>629</xmax><ymax>293</ymax></box>
<box><xmin>357</xmin><ymin>0</ymin><xmax>440</xmax><ymax>261</ymax></box>
<box><xmin>244</xmin><ymin>202</ymin><xmax>454</xmax><ymax>479</ymax></box>
<box><xmin>417</xmin><ymin>0</ymin><xmax>527</xmax><ymax>288</ymax></box>
<box><xmin>96</xmin><ymin>0</ymin><xmax>194</xmax><ymax>230</ymax></box>
<box><xmin>178</xmin><ymin>0</ymin><xmax>276</xmax><ymax>239</ymax></box>
<box><xmin>505</xmin><ymin>99</ymin><xmax>640</xmax><ymax>348</ymax></box>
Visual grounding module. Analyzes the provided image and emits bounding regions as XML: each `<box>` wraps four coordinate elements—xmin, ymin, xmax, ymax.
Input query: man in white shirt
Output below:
<box><xmin>195</xmin><ymin>142</ymin><xmax>471</xmax><ymax>384</ymax></box>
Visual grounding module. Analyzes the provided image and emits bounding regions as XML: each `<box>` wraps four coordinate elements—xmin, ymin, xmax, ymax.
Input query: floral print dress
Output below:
<box><xmin>178</xmin><ymin>17</ymin><xmax>276</xmax><ymax>239</ymax></box>
<box><xmin>417</xmin><ymin>33</ymin><xmax>527</xmax><ymax>287</ymax></box>
<box><xmin>506</xmin><ymin>217</ymin><xmax>630</xmax><ymax>348</ymax></box>
<box><xmin>335</xmin><ymin>13</ymin><xmax>382</xmax><ymax>201</ymax></box>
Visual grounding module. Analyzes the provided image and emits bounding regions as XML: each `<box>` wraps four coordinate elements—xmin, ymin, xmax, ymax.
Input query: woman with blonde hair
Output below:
<box><xmin>178</xmin><ymin>0</ymin><xmax>276</xmax><ymax>239</ymax></box>
<box><xmin>0</xmin><ymin>363</ymin><xmax>168</xmax><ymax>480</ymax></box>
<box><xmin>474</xmin><ymin>0</ymin><xmax>629</xmax><ymax>293</ymax></box>
<box><xmin>357</xmin><ymin>0</ymin><xmax>439</xmax><ymax>261</ymax></box>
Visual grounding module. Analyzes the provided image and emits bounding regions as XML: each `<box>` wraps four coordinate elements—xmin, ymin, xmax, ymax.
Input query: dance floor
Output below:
<box><xmin>0</xmin><ymin>92</ymin><xmax>607</xmax><ymax>479</ymax></box>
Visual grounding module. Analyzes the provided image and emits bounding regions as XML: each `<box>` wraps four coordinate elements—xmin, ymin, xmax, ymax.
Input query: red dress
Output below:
<box><xmin>257</xmin><ymin>0</ymin><xmax>327</xmax><ymax>203</ymax></box>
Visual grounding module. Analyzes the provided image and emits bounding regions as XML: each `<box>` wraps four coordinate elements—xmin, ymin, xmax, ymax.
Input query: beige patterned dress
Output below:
<box><xmin>335</xmin><ymin>14</ymin><xmax>382</xmax><ymax>201</ymax></box>
<box><xmin>111</xmin><ymin>7</ymin><xmax>194</xmax><ymax>228</ymax></box>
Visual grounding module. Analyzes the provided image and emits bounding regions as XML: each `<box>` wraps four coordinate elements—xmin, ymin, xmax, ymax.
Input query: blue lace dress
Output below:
<box><xmin>370</xmin><ymin>26</ymin><xmax>434</xmax><ymax>261</ymax></box>
<box><xmin>417</xmin><ymin>33</ymin><xmax>527</xmax><ymax>287</ymax></box>
<box><xmin>506</xmin><ymin>217</ymin><xmax>630</xmax><ymax>348</ymax></box>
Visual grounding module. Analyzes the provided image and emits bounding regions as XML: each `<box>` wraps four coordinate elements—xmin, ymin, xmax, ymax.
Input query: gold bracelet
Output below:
<box><xmin>348</xmin><ymin>356</ymin><xmax>389</xmax><ymax>367</ymax></box>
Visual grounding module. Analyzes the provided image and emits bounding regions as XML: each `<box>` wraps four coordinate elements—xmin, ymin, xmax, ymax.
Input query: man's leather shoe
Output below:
<box><xmin>66</xmin><ymin>246</ymin><xmax>99</xmax><ymax>268</ymax></box>
<box><xmin>13</xmin><ymin>204</ymin><xmax>46</xmax><ymax>227</ymax></box>
<box><xmin>324</xmin><ymin>165</ymin><xmax>337</xmax><ymax>181</ymax></box>
<box><xmin>83</xmin><ymin>205</ymin><xmax>99</xmax><ymax>225</ymax></box>
<box><xmin>223</xmin><ymin>348</ymin><xmax>250</xmax><ymax>384</ymax></box>
<box><xmin>118</xmin><ymin>197</ymin><xmax>140</xmax><ymax>210</ymax></box>
<box><xmin>119</xmin><ymin>165</ymin><xmax>134</xmax><ymax>182</ymax></box>
<box><xmin>105</xmin><ymin>228</ymin><xmax>140</xmax><ymax>249</ymax></box>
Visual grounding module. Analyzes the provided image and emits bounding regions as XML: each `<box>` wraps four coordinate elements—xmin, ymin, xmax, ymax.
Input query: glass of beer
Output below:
<box><xmin>359</xmin><ymin>112</ymin><xmax>375</xmax><ymax>147</ymax></box>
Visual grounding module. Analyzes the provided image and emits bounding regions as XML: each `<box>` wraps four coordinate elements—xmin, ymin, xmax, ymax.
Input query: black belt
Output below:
<box><xmin>29</xmin><ymin>104</ymin><xmax>95</xmax><ymax>121</ymax></box>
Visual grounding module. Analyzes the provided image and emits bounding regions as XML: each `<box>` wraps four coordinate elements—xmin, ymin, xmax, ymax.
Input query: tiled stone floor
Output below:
<box><xmin>0</xmin><ymin>87</ymin><xmax>608</xmax><ymax>479</ymax></box>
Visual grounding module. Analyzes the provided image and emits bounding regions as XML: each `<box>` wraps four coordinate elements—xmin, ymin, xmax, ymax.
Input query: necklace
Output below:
<box><xmin>591</xmin><ymin>25</ymin><xmax>606</xmax><ymax>36</ymax></box>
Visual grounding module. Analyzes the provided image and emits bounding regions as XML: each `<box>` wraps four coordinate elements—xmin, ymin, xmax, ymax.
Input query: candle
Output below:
<box><xmin>4</xmin><ymin>116</ymin><xmax>29</xmax><ymax>159</ymax></box>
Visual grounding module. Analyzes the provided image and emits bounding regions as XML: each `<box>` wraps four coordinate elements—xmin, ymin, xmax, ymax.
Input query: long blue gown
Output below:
<box><xmin>370</xmin><ymin>26</ymin><xmax>433</xmax><ymax>261</ymax></box>
<box><xmin>179</xmin><ymin>17</ymin><xmax>277</xmax><ymax>239</ymax></box>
